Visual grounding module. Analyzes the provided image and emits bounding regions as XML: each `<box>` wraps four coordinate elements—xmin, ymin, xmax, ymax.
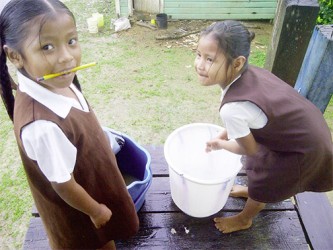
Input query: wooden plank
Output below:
<box><xmin>166</xmin><ymin>2</ymin><xmax>277</xmax><ymax>8</ymax></box>
<box><xmin>144</xmin><ymin>145</ymin><xmax>169</xmax><ymax>176</ymax></box>
<box><xmin>163</xmin><ymin>0</ymin><xmax>277</xmax><ymax>20</ymax></box>
<box><xmin>23</xmin><ymin>218</ymin><xmax>49</xmax><ymax>250</ymax></box>
<box><xmin>166</xmin><ymin>14</ymin><xmax>276</xmax><ymax>20</ymax></box>
<box><xmin>166</xmin><ymin>0</ymin><xmax>276</xmax><ymax>2</ymax></box>
<box><xmin>140</xmin><ymin>176</ymin><xmax>294</xmax><ymax>212</ymax></box>
<box><xmin>295</xmin><ymin>192</ymin><xmax>333</xmax><ymax>250</ymax></box>
<box><xmin>31</xmin><ymin>176</ymin><xmax>294</xmax><ymax>216</ymax></box>
<box><xmin>24</xmin><ymin>211</ymin><xmax>308</xmax><ymax>250</ymax></box>
<box><xmin>24</xmin><ymin>145</ymin><xmax>306</xmax><ymax>249</ymax></box>
<box><xmin>165</xmin><ymin>8</ymin><xmax>276</xmax><ymax>15</ymax></box>
<box><xmin>119</xmin><ymin>211</ymin><xmax>308</xmax><ymax>249</ymax></box>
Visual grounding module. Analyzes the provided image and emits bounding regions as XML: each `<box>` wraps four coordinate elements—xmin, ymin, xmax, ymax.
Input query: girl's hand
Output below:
<box><xmin>90</xmin><ymin>203</ymin><xmax>112</xmax><ymax>229</ymax></box>
<box><xmin>51</xmin><ymin>175</ymin><xmax>113</xmax><ymax>229</ymax></box>
<box><xmin>206</xmin><ymin>133</ymin><xmax>258</xmax><ymax>155</ymax></box>
<box><xmin>206</xmin><ymin>139</ymin><xmax>224</xmax><ymax>152</ymax></box>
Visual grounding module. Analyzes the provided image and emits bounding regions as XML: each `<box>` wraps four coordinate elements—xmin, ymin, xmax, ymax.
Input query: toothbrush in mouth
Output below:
<box><xmin>36</xmin><ymin>62</ymin><xmax>97</xmax><ymax>81</ymax></box>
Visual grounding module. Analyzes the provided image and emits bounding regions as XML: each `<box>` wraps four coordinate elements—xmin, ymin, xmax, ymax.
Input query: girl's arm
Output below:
<box><xmin>217</xmin><ymin>128</ymin><xmax>228</xmax><ymax>140</ymax></box>
<box><xmin>206</xmin><ymin>132</ymin><xmax>258</xmax><ymax>156</ymax></box>
<box><xmin>234</xmin><ymin>132</ymin><xmax>258</xmax><ymax>155</ymax></box>
<box><xmin>51</xmin><ymin>174</ymin><xmax>111</xmax><ymax>229</ymax></box>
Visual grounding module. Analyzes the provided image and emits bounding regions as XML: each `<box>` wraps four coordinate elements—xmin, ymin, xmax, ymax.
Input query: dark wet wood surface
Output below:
<box><xmin>24</xmin><ymin>145</ymin><xmax>327</xmax><ymax>249</ymax></box>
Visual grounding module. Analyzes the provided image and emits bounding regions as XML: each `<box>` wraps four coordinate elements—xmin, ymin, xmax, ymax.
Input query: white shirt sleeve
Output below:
<box><xmin>220</xmin><ymin>101</ymin><xmax>268</xmax><ymax>140</ymax></box>
<box><xmin>21</xmin><ymin>120</ymin><xmax>77</xmax><ymax>183</ymax></box>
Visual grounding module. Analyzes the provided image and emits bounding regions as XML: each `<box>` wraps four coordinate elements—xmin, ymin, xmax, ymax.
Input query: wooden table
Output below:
<box><xmin>23</xmin><ymin>146</ymin><xmax>333</xmax><ymax>249</ymax></box>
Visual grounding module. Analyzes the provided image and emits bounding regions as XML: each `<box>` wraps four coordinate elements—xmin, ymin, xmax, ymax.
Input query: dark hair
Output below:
<box><xmin>200</xmin><ymin>20</ymin><xmax>255</xmax><ymax>70</ymax></box>
<box><xmin>0</xmin><ymin>0</ymin><xmax>81</xmax><ymax>121</ymax></box>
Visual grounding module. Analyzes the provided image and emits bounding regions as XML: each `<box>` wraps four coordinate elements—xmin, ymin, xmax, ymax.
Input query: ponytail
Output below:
<box><xmin>0</xmin><ymin>38</ymin><xmax>15</xmax><ymax>121</ymax></box>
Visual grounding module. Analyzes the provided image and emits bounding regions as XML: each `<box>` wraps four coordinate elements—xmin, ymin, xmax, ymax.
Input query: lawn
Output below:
<box><xmin>0</xmin><ymin>0</ymin><xmax>332</xmax><ymax>248</ymax></box>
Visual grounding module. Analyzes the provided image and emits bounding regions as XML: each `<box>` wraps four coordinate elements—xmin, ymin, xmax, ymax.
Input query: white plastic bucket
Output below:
<box><xmin>164</xmin><ymin>123</ymin><xmax>242</xmax><ymax>218</ymax></box>
<box><xmin>87</xmin><ymin>17</ymin><xmax>98</xmax><ymax>34</ymax></box>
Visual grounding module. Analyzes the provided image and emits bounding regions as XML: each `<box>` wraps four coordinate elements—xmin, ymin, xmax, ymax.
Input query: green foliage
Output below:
<box><xmin>324</xmin><ymin>96</ymin><xmax>333</xmax><ymax>131</ymax></box>
<box><xmin>317</xmin><ymin>0</ymin><xmax>333</xmax><ymax>24</ymax></box>
<box><xmin>249</xmin><ymin>50</ymin><xmax>266</xmax><ymax>68</ymax></box>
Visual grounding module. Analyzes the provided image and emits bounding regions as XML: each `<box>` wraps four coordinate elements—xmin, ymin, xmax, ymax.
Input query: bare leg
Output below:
<box><xmin>214</xmin><ymin>198</ymin><xmax>265</xmax><ymax>233</ymax></box>
<box><xmin>230</xmin><ymin>185</ymin><xmax>248</xmax><ymax>198</ymax></box>
<box><xmin>99</xmin><ymin>240</ymin><xmax>116</xmax><ymax>250</ymax></box>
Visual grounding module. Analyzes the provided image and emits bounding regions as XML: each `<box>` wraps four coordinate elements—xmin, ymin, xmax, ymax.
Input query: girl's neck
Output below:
<box><xmin>53</xmin><ymin>86</ymin><xmax>78</xmax><ymax>100</ymax></box>
<box><xmin>222</xmin><ymin>72</ymin><xmax>241</xmax><ymax>90</ymax></box>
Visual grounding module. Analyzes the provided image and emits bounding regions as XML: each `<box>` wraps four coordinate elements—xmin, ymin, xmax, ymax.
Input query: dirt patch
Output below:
<box><xmin>114</xmin><ymin>19</ymin><xmax>273</xmax><ymax>51</ymax></box>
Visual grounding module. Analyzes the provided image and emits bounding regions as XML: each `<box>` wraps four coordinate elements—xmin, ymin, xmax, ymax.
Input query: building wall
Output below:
<box><xmin>118</xmin><ymin>0</ymin><xmax>130</xmax><ymax>17</ymax></box>
<box><xmin>117</xmin><ymin>0</ymin><xmax>277</xmax><ymax>20</ymax></box>
<box><xmin>134</xmin><ymin>0</ymin><xmax>161</xmax><ymax>13</ymax></box>
<box><xmin>164</xmin><ymin>0</ymin><xmax>277</xmax><ymax>20</ymax></box>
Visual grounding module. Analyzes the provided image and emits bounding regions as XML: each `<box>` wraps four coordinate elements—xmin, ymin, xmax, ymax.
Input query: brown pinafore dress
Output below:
<box><xmin>13</xmin><ymin>89</ymin><xmax>139</xmax><ymax>249</ymax></box>
<box><xmin>221</xmin><ymin>66</ymin><xmax>333</xmax><ymax>203</ymax></box>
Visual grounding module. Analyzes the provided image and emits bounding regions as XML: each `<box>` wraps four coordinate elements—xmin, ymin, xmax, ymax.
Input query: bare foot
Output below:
<box><xmin>214</xmin><ymin>215</ymin><xmax>252</xmax><ymax>233</ymax></box>
<box><xmin>230</xmin><ymin>185</ymin><xmax>248</xmax><ymax>198</ymax></box>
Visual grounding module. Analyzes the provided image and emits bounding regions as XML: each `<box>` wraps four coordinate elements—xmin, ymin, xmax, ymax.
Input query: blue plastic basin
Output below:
<box><xmin>115</xmin><ymin>133</ymin><xmax>152</xmax><ymax>212</ymax></box>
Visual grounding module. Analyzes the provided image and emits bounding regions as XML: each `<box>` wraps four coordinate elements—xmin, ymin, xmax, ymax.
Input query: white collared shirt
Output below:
<box><xmin>220</xmin><ymin>75</ymin><xmax>268</xmax><ymax>140</ymax></box>
<box><xmin>18</xmin><ymin>72</ymin><xmax>89</xmax><ymax>183</ymax></box>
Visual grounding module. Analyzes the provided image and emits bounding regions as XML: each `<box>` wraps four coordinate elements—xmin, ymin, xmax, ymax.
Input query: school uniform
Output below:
<box><xmin>13</xmin><ymin>72</ymin><xmax>139</xmax><ymax>249</ymax></box>
<box><xmin>220</xmin><ymin>65</ymin><xmax>333</xmax><ymax>203</ymax></box>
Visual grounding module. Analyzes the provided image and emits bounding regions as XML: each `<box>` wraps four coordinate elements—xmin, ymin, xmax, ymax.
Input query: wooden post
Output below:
<box><xmin>265</xmin><ymin>0</ymin><xmax>319</xmax><ymax>87</ymax></box>
<box><xmin>294</xmin><ymin>25</ymin><xmax>333</xmax><ymax>113</ymax></box>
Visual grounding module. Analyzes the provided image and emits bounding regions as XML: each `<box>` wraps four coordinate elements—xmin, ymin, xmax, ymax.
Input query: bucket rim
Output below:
<box><xmin>156</xmin><ymin>13</ymin><xmax>167</xmax><ymax>17</ymax></box>
<box><xmin>164</xmin><ymin>123</ymin><xmax>242</xmax><ymax>185</ymax></box>
<box><xmin>121</xmin><ymin>133</ymin><xmax>152</xmax><ymax>189</ymax></box>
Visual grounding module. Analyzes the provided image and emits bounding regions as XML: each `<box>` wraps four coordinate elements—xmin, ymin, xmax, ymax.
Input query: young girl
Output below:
<box><xmin>0</xmin><ymin>0</ymin><xmax>139</xmax><ymax>248</ymax></box>
<box><xmin>195</xmin><ymin>20</ymin><xmax>333</xmax><ymax>234</ymax></box>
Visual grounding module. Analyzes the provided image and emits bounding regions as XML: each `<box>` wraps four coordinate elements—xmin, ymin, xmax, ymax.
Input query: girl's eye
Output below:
<box><xmin>42</xmin><ymin>44</ymin><xmax>54</xmax><ymax>51</ymax></box>
<box><xmin>207</xmin><ymin>58</ymin><xmax>213</xmax><ymax>63</ymax></box>
<box><xmin>69</xmin><ymin>38</ymin><xmax>78</xmax><ymax>45</ymax></box>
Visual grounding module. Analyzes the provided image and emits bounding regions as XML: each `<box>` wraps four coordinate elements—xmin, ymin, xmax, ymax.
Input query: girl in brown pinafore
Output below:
<box><xmin>0</xmin><ymin>0</ymin><xmax>139</xmax><ymax>248</ymax></box>
<box><xmin>194</xmin><ymin>20</ymin><xmax>333</xmax><ymax>233</ymax></box>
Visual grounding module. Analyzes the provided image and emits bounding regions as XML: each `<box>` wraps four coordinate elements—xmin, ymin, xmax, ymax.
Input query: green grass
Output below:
<box><xmin>0</xmin><ymin>108</ymin><xmax>32</xmax><ymax>248</ymax></box>
<box><xmin>249</xmin><ymin>50</ymin><xmax>266</xmax><ymax>68</ymax></box>
<box><xmin>324</xmin><ymin>96</ymin><xmax>333</xmax><ymax>132</ymax></box>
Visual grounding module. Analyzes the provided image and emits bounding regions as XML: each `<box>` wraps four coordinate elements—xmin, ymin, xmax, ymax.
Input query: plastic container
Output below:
<box><xmin>92</xmin><ymin>13</ymin><xmax>104</xmax><ymax>28</ymax></box>
<box><xmin>164</xmin><ymin>123</ymin><xmax>242</xmax><ymax>218</ymax></box>
<box><xmin>156</xmin><ymin>13</ymin><xmax>167</xmax><ymax>29</ymax></box>
<box><xmin>87</xmin><ymin>16</ymin><xmax>98</xmax><ymax>34</ymax></box>
<box><xmin>115</xmin><ymin>133</ymin><xmax>152</xmax><ymax>212</ymax></box>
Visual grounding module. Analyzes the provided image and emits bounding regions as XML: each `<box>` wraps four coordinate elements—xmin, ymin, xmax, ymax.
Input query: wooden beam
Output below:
<box><xmin>265</xmin><ymin>0</ymin><xmax>319</xmax><ymax>86</ymax></box>
<box><xmin>294</xmin><ymin>25</ymin><xmax>333</xmax><ymax>113</ymax></box>
<box><xmin>115</xmin><ymin>0</ymin><xmax>120</xmax><ymax>18</ymax></box>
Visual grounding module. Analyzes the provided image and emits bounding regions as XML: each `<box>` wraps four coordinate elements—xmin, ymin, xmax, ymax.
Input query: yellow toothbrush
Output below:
<box><xmin>36</xmin><ymin>62</ymin><xmax>97</xmax><ymax>81</ymax></box>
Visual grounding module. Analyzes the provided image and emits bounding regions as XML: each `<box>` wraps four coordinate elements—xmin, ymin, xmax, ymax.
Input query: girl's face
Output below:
<box><xmin>194</xmin><ymin>34</ymin><xmax>232</xmax><ymax>89</ymax></box>
<box><xmin>19</xmin><ymin>12</ymin><xmax>81</xmax><ymax>91</ymax></box>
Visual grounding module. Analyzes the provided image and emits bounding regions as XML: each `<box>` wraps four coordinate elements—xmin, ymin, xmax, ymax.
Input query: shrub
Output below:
<box><xmin>317</xmin><ymin>0</ymin><xmax>333</xmax><ymax>24</ymax></box>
